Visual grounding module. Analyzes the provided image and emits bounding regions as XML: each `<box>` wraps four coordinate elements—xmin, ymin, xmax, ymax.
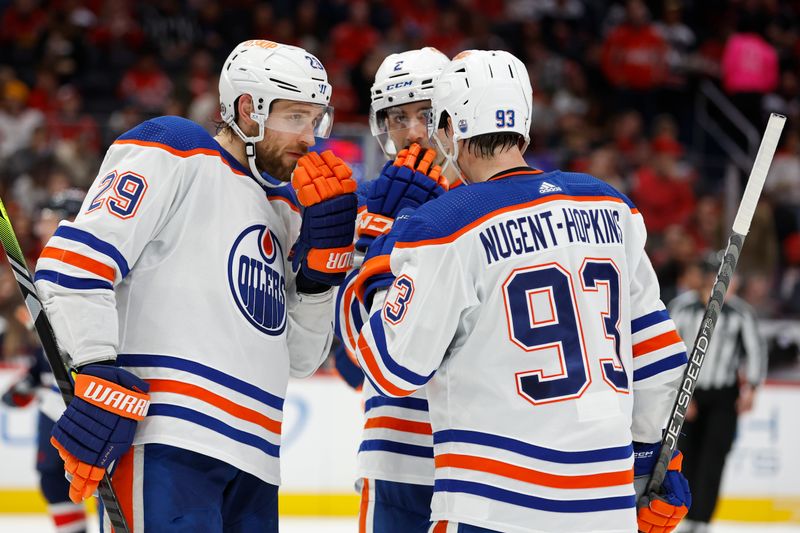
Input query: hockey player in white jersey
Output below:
<box><xmin>353</xmin><ymin>50</ymin><xmax>692</xmax><ymax>533</ymax></box>
<box><xmin>333</xmin><ymin>47</ymin><xmax>456</xmax><ymax>532</ymax></box>
<box><xmin>33</xmin><ymin>39</ymin><xmax>358</xmax><ymax>531</ymax></box>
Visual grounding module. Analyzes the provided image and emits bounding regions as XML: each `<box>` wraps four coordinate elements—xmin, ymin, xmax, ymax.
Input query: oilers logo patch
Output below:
<box><xmin>228</xmin><ymin>224</ymin><xmax>287</xmax><ymax>336</ymax></box>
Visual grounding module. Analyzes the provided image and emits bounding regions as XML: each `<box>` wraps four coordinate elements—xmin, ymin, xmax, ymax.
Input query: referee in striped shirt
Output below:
<box><xmin>668</xmin><ymin>252</ymin><xmax>767</xmax><ymax>533</ymax></box>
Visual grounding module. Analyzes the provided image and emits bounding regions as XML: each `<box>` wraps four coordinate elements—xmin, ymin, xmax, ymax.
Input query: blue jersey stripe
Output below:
<box><xmin>147</xmin><ymin>404</ymin><xmax>280</xmax><ymax>457</ymax></box>
<box><xmin>369</xmin><ymin>312</ymin><xmax>434</xmax><ymax>387</ymax></box>
<box><xmin>633</xmin><ymin>352</ymin><xmax>688</xmax><ymax>381</ymax></box>
<box><xmin>359</xmin><ymin>439</ymin><xmax>434</xmax><ymax>458</ymax></box>
<box><xmin>34</xmin><ymin>270</ymin><xmax>113</xmax><ymax>291</ymax></box>
<box><xmin>435</xmin><ymin>479</ymin><xmax>636</xmax><ymax>513</ymax></box>
<box><xmin>54</xmin><ymin>226</ymin><xmax>130</xmax><ymax>278</ymax></box>
<box><xmin>365</xmin><ymin>396</ymin><xmax>429</xmax><ymax>413</ymax></box>
<box><xmin>434</xmin><ymin>430</ymin><xmax>632</xmax><ymax>464</ymax></box>
<box><xmin>116</xmin><ymin>354</ymin><xmax>284</xmax><ymax>411</ymax></box>
<box><xmin>631</xmin><ymin>310</ymin><xmax>670</xmax><ymax>334</ymax></box>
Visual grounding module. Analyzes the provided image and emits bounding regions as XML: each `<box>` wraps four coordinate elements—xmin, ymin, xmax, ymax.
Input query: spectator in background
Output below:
<box><xmin>46</xmin><ymin>86</ymin><xmax>101</xmax><ymax>187</ymax></box>
<box><xmin>330</xmin><ymin>1</ymin><xmax>379</xmax><ymax>67</ymax></box>
<box><xmin>0</xmin><ymin>0</ymin><xmax>49</xmax><ymax>76</ymax></box>
<box><xmin>670</xmin><ymin>252</ymin><xmax>767</xmax><ymax>533</ymax></box>
<box><xmin>763</xmin><ymin>69</ymin><xmax>800</xmax><ymax>126</ymax></box>
<box><xmin>654</xmin><ymin>224</ymin><xmax>698</xmax><ymax>305</ymax></box>
<box><xmin>0</xmin><ymin>79</ymin><xmax>44</xmax><ymax>164</ymax></box>
<box><xmin>26</xmin><ymin>69</ymin><xmax>60</xmax><ymax>115</ymax></box>
<box><xmin>118</xmin><ymin>52</ymin><xmax>173</xmax><ymax>114</ymax></box>
<box><xmin>630</xmin><ymin>134</ymin><xmax>696</xmax><ymax>235</ymax></box>
<box><xmin>778</xmin><ymin>232</ymin><xmax>800</xmax><ymax>316</ymax></box>
<box><xmin>720</xmin><ymin>17</ymin><xmax>779</xmax><ymax>131</ymax></box>
<box><xmin>601</xmin><ymin>0</ymin><xmax>668</xmax><ymax>124</ymax></box>
<box><xmin>764</xmin><ymin>128</ymin><xmax>800</xmax><ymax>246</ymax></box>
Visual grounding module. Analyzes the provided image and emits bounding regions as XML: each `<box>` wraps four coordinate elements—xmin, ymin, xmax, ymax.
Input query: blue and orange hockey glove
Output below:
<box><xmin>50</xmin><ymin>364</ymin><xmax>150</xmax><ymax>503</ymax></box>
<box><xmin>353</xmin><ymin>208</ymin><xmax>417</xmax><ymax>311</ymax></box>
<box><xmin>291</xmin><ymin>151</ymin><xmax>358</xmax><ymax>288</ymax></box>
<box><xmin>356</xmin><ymin>144</ymin><xmax>447</xmax><ymax>252</ymax></box>
<box><xmin>634</xmin><ymin>442</ymin><xmax>691</xmax><ymax>533</ymax></box>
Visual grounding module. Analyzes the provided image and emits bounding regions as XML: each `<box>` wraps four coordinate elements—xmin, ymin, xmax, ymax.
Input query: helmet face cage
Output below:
<box><xmin>428</xmin><ymin>50</ymin><xmax>533</xmax><ymax>183</ymax></box>
<box><xmin>369</xmin><ymin>48</ymin><xmax>449</xmax><ymax>158</ymax></box>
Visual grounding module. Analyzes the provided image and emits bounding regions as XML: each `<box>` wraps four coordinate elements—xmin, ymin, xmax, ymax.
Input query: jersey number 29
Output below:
<box><xmin>502</xmin><ymin>260</ymin><xmax>628</xmax><ymax>405</ymax></box>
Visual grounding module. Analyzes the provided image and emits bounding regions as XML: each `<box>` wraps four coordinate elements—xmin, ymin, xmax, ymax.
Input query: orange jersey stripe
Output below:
<box><xmin>267</xmin><ymin>194</ymin><xmax>300</xmax><ymax>213</ymax></box>
<box><xmin>435</xmin><ymin>453</ymin><xmax>634</xmax><ymax>489</ymax></box>
<box><xmin>487</xmin><ymin>169</ymin><xmax>544</xmax><ymax>181</ymax></box>
<box><xmin>40</xmin><ymin>246</ymin><xmax>116</xmax><ymax>282</ymax></box>
<box><xmin>111</xmin><ymin>447</ymin><xmax>135</xmax><ymax>531</ymax></box>
<box><xmin>356</xmin><ymin>333</ymin><xmax>415</xmax><ymax>397</ymax></box>
<box><xmin>147</xmin><ymin>379</ymin><xmax>282</xmax><ymax>434</ymax></box>
<box><xmin>342</xmin><ymin>281</ymin><xmax>361</xmax><ymax>366</ymax></box>
<box><xmin>114</xmin><ymin>139</ymin><xmax>249</xmax><ymax>178</ymax></box>
<box><xmin>633</xmin><ymin>330</ymin><xmax>683</xmax><ymax>358</ymax></box>
<box><xmin>432</xmin><ymin>521</ymin><xmax>449</xmax><ymax>533</ymax></box>
<box><xmin>354</xmin><ymin>255</ymin><xmax>391</xmax><ymax>304</ymax></box>
<box><xmin>359</xmin><ymin>478</ymin><xmax>370</xmax><ymax>533</ymax></box>
<box><xmin>365</xmin><ymin>416</ymin><xmax>432</xmax><ymax>435</ymax></box>
<box><xmin>395</xmin><ymin>194</ymin><xmax>639</xmax><ymax>249</ymax></box>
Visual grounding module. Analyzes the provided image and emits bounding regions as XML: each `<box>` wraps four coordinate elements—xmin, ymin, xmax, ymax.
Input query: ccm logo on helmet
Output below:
<box><xmin>385</xmin><ymin>80</ymin><xmax>413</xmax><ymax>91</ymax></box>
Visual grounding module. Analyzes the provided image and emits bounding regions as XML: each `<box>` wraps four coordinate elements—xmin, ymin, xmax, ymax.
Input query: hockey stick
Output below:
<box><xmin>642</xmin><ymin>113</ymin><xmax>787</xmax><ymax>506</ymax></box>
<box><xmin>0</xmin><ymin>198</ymin><xmax>131</xmax><ymax>533</ymax></box>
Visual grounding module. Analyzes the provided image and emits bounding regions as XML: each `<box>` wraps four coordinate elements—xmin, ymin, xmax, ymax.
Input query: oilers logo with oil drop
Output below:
<box><xmin>228</xmin><ymin>224</ymin><xmax>286</xmax><ymax>335</ymax></box>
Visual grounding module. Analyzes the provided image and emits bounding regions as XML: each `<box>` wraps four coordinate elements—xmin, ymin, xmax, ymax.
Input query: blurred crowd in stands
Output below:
<box><xmin>0</xmin><ymin>0</ymin><xmax>798</xmax><ymax>364</ymax></box>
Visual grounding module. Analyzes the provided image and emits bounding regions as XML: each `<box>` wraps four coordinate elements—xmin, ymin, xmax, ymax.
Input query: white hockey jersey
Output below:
<box><xmin>33</xmin><ymin>116</ymin><xmax>334</xmax><ymax>485</ymax></box>
<box><xmin>355</xmin><ymin>168</ymin><xmax>688</xmax><ymax>533</ymax></box>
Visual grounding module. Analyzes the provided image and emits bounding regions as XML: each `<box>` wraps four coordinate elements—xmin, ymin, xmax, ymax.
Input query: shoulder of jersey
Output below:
<box><xmin>114</xmin><ymin>115</ymin><xmax>301</xmax><ymax>211</ymax></box>
<box><xmin>115</xmin><ymin>115</ymin><xmax>215</xmax><ymax>153</ymax></box>
<box><xmin>393</xmin><ymin>169</ymin><xmax>638</xmax><ymax>247</ymax></box>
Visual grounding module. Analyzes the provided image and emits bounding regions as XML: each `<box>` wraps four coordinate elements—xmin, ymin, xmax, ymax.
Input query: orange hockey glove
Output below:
<box><xmin>355</xmin><ymin>143</ymin><xmax>447</xmax><ymax>252</ymax></box>
<box><xmin>50</xmin><ymin>364</ymin><xmax>150</xmax><ymax>503</ymax></box>
<box><xmin>637</xmin><ymin>451</ymin><xmax>691</xmax><ymax>533</ymax></box>
<box><xmin>291</xmin><ymin>151</ymin><xmax>358</xmax><ymax>287</ymax></box>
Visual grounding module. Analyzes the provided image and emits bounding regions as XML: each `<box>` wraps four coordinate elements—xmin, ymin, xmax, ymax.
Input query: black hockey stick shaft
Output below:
<box><xmin>0</xmin><ymin>198</ymin><xmax>131</xmax><ymax>533</ymax></box>
<box><xmin>643</xmin><ymin>113</ymin><xmax>786</xmax><ymax>502</ymax></box>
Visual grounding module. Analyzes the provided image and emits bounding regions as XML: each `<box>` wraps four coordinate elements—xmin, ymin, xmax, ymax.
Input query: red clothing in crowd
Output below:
<box><xmin>330</xmin><ymin>22</ymin><xmax>378</xmax><ymax>67</ymax></box>
<box><xmin>602</xmin><ymin>23</ymin><xmax>668</xmax><ymax>89</ymax></box>
<box><xmin>631</xmin><ymin>165</ymin><xmax>696</xmax><ymax>234</ymax></box>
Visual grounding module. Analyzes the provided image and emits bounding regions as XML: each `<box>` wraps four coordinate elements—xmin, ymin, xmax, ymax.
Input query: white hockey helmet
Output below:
<box><xmin>369</xmin><ymin>47</ymin><xmax>450</xmax><ymax>158</ymax></box>
<box><xmin>219</xmin><ymin>40</ymin><xmax>334</xmax><ymax>186</ymax></box>
<box><xmin>429</xmin><ymin>50</ymin><xmax>532</xmax><ymax>179</ymax></box>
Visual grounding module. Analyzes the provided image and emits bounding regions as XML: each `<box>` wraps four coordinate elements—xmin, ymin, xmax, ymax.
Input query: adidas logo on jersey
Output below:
<box><xmin>538</xmin><ymin>181</ymin><xmax>562</xmax><ymax>194</ymax></box>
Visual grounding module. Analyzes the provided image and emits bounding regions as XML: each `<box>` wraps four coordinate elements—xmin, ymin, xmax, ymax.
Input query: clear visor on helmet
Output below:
<box><xmin>264</xmin><ymin>103</ymin><xmax>335</xmax><ymax>138</ymax></box>
<box><xmin>371</xmin><ymin>105</ymin><xmax>434</xmax><ymax>158</ymax></box>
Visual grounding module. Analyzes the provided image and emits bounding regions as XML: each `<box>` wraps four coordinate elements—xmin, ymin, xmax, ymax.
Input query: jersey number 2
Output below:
<box><xmin>502</xmin><ymin>260</ymin><xmax>628</xmax><ymax>405</ymax></box>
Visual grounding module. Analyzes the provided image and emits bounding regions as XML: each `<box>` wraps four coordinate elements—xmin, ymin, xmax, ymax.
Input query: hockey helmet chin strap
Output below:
<box><xmin>228</xmin><ymin>114</ymin><xmax>286</xmax><ymax>189</ymax></box>
<box><xmin>433</xmin><ymin>129</ymin><xmax>469</xmax><ymax>186</ymax></box>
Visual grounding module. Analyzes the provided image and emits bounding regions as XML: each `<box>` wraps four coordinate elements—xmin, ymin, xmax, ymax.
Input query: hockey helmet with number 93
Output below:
<box><xmin>219</xmin><ymin>40</ymin><xmax>334</xmax><ymax>185</ymax></box>
<box><xmin>428</xmin><ymin>50</ymin><xmax>532</xmax><ymax>179</ymax></box>
<box><xmin>369</xmin><ymin>47</ymin><xmax>450</xmax><ymax>158</ymax></box>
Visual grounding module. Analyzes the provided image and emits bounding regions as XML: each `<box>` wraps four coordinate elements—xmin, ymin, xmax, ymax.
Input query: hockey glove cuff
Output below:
<box><xmin>291</xmin><ymin>151</ymin><xmax>358</xmax><ymax>286</ymax></box>
<box><xmin>51</xmin><ymin>364</ymin><xmax>150</xmax><ymax>503</ymax></box>
<box><xmin>635</xmin><ymin>443</ymin><xmax>691</xmax><ymax>533</ymax></box>
<box><xmin>354</xmin><ymin>230</ymin><xmax>400</xmax><ymax>310</ymax></box>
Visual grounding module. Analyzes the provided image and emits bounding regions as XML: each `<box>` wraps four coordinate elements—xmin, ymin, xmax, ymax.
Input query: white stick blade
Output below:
<box><xmin>732</xmin><ymin>113</ymin><xmax>786</xmax><ymax>235</ymax></box>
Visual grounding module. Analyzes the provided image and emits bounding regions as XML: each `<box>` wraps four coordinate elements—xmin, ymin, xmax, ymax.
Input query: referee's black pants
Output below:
<box><xmin>678</xmin><ymin>385</ymin><xmax>739</xmax><ymax>523</ymax></box>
